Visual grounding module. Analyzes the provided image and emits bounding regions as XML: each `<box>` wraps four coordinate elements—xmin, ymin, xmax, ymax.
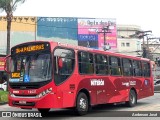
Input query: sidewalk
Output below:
<box><xmin>0</xmin><ymin>104</ymin><xmax>9</xmax><ymax>110</ymax></box>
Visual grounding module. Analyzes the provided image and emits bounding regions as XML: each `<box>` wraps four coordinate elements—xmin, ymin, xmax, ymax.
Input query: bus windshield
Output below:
<box><xmin>10</xmin><ymin>53</ymin><xmax>52</xmax><ymax>83</ymax></box>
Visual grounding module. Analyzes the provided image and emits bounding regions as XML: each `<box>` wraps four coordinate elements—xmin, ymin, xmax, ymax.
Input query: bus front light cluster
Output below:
<box><xmin>9</xmin><ymin>92</ymin><xmax>16</xmax><ymax>97</ymax></box>
<box><xmin>36</xmin><ymin>88</ymin><xmax>52</xmax><ymax>98</ymax></box>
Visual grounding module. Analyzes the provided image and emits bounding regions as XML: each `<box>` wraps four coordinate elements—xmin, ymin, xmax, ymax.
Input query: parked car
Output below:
<box><xmin>0</xmin><ymin>81</ymin><xmax>7</xmax><ymax>91</ymax></box>
<box><xmin>154</xmin><ymin>79</ymin><xmax>160</xmax><ymax>92</ymax></box>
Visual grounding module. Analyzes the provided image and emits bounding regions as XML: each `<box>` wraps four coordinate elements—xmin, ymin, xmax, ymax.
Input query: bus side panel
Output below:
<box><xmin>77</xmin><ymin>77</ymin><xmax>99</xmax><ymax>105</ymax></box>
<box><xmin>77</xmin><ymin>76</ymin><xmax>130</xmax><ymax>105</ymax></box>
<box><xmin>106</xmin><ymin>76</ymin><xmax>129</xmax><ymax>103</ymax></box>
<box><xmin>137</xmin><ymin>78</ymin><xmax>154</xmax><ymax>99</ymax></box>
<box><xmin>62</xmin><ymin>91</ymin><xmax>74</xmax><ymax>108</ymax></box>
<box><xmin>129</xmin><ymin>77</ymin><xmax>154</xmax><ymax>100</ymax></box>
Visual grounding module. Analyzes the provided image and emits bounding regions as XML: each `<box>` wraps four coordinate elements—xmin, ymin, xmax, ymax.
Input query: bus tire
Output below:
<box><xmin>75</xmin><ymin>92</ymin><xmax>89</xmax><ymax>115</ymax></box>
<box><xmin>38</xmin><ymin>108</ymin><xmax>50</xmax><ymax>116</ymax></box>
<box><xmin>126</xmin><ymin>90</ymin><xmax>137</xmax><ymax>107</ymax></box>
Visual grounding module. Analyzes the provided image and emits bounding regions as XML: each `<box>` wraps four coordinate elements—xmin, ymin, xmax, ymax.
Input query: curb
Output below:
<box><xmin>154</xmin><ymin>91</ymin><xmax>160</xmax><ymax>93</ymax></box>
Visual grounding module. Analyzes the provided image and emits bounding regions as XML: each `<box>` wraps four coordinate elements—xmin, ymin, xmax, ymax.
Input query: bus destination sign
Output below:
<box><xmin>11</xmin><ymin>42</ymin><xmax>50</xmax><ymax>55</ymax></box>
<box><xmin>16</xmin><ymin>44</ymin><xmax>44</xmax><ymax>54</ymax></box>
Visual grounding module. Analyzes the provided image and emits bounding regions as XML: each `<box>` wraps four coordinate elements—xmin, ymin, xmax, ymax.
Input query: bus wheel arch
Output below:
<box><xmin>126</xmin><ymin>88</ymin><xmax>137</xmax><ymax>107</ymax></box>
<box><xmin>75</xmin><ymin>89</ymin><xmax>91</xmax><ymax>115</ymax></box>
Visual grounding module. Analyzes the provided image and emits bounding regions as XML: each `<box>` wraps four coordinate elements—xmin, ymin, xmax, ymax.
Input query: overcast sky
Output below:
<box><xmin>0</xmin><ymin>0</ymin><xmax>160</xmax><ymax>36</ymax></box>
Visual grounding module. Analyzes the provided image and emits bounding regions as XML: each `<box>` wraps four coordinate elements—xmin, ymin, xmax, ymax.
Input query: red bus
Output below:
<box><xmin>5</xmin><ymin>41</ymin><xmax>154</xmax><ymax>115</ymax></box>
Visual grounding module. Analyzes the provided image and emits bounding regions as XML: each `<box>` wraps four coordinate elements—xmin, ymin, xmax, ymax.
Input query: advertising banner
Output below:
<box><xmin>78</xmin><ymin>18</ymin><xmax>117</xmax><ymax>50</ymax></box>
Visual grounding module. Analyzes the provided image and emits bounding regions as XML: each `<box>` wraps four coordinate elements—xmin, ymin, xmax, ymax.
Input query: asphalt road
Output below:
<box><xmin>0</xmin><ymin>93</ymin><xmax>160</xmax><ymax>120</ymax></box>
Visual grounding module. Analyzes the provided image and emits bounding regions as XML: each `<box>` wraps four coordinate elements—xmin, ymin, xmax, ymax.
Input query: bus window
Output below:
<box><xmin>109</xmin><ymin>56</ymin><xmax>121</xmax><ymax>76</ymax></box>
<box><xmin>122</xmin><ymin>58</ymin><xmax>132</xmax><ymax>76</ymax></box>
<box><xmin>78</xmin><ymin>51</ymin><xmax>94</xmax><ymax>74</ymax></box>
<box><xmin>133</xmin><ymin>60</ymin><xmax>142</xmax><ymax>77</ymax></box>
<box><xmin>54</xmin><ymin>48</ymin><xmax>75</xmax><ymax>85</ymax></box>
<box><xmin>95</xmin><ymin>54</ymin><xmax>108</xmax><ymax>75</ymax></box>
<box><xmin>142</xmin><ymin>62</ymin><xmax>150</xmax><ymax>77</ymax></box>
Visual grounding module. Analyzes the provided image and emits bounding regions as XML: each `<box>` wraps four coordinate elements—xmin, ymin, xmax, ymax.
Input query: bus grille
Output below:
<box><xmin>9</xmin><ymin>85</ymin><xmax>39</xmax><ymax>89</ymax></box>
<box><xmin>12</xmin><ymin>101</ymin><xmax>35</xmax><ymax>106</ymax></box>
<box><xmin>9</xmin><ymin>80</ymin><xmax>51</xmax><ymax>90</ymax></box>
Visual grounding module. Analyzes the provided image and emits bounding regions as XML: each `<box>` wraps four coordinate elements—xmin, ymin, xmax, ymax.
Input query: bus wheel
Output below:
<box><xmin>126</xmin><ymin>90</ymin><xmax>137</xmax><ymax>107</ymax></box>
<box><xmin>75</xmin><ymin>92</ymin><xmax>89</xmax><ymax>115</ymax></box>
<box><xmin>38</xmin><ymin>108</ymin><xmax>50</xmax><ymax>116</ymax></box>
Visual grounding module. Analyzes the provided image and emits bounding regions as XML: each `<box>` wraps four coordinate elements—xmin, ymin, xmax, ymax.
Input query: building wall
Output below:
<box><xmin>0</xmin><ymin>16</ymin><xmax>36</xmax><ymax>31</ymax></box>
<box><xmin>0</xmin><ymin>32</ymin><xmax>7</xmax><ymax>54</ymax></box>
<box><xmin>37</xmin><ymin>17</ymin><xmax>78</xmax><ymax>45</ymax></box>
<box><xmin>117</xmin><ymin>38</ymin><xmax>141</xmax><ymax>56</ymax></box>
<box><xmin>0</xmin><ymin>16</ymin><xmax>117</xmax><ymax>54</ymax></box>
<box><xmin>117</xmin><ymin>24</ymin><xmax>142</xmax><ymax>56</ymax></box>
<box><xmin>0</xmin><ymin>16</ymin><xmax>36</xmax><ymax>54</ymax></box>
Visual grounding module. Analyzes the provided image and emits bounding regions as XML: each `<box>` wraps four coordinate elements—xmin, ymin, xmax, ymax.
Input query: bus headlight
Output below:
<box><xmin>10</xmin><ymin>93</ymin><xmax>15</xmax><ymax>97</ymax></box>
<box><xmin>36</xmin><ymin>87</ymin><xmax>52</xmax><ymax>98</ymax></box>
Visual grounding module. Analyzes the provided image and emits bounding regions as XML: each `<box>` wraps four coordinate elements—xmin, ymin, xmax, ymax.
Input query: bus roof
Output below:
<box><xmin>12</xmin><ymin>41</ymin><xmax>150</xmax><ymax>62</ymax></box>
<box><xmin>56</xmin><ymin>41</ymin><xmax>150</xmax><ymax>62</ymax></box>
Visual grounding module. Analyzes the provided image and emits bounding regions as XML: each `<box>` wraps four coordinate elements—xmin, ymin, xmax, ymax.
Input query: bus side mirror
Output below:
<box><xmin>58</xmin><ymin>58</ymin><xmax>63</xmax><ymax>68</ymax></box>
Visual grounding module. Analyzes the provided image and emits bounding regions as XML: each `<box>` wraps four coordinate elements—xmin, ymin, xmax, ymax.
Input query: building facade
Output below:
<box><xmin>117</xmin><ymin>24</ymin><xmax>142</xmax><ymax>56</ymax></box>
<box><xmin>0</xmin><ymin>16</ymin><xmax>36</xmax><ymax>54</ymax></box>
<box><xmin>0</xmin><ymin>16</ymin><xmax>117</xmax><ymax>54</ymax></box>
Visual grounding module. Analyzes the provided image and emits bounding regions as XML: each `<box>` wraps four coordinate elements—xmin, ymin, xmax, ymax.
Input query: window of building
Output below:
<box><xmin>78</xmin><ymin>51</ymin><xmax>94</xmax><ymax>74</ymax></box>
<box><xmin>109</xmin><ymin>56</ymin><xmax>122</xmax><ymax>75</ymax></box>
<box><xmin>121</xmin><ymin>42</ymin><xmax>125</xmax><ymax>47</ymax></box>
<box><xmin>95</xmin><ymin>54</ymin><xmax>108</xmax><ymax>75</ymax></box>
<box><xmin>126</xmin><ymin>43</ymin><xmax>130</xmax><ymax>47</ymax></box>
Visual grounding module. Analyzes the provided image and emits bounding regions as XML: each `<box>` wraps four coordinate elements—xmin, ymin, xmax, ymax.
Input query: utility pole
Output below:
<box><xmin>135</xmin><ymin>30</ymin><xmax>152</xmax><ymax>58</ymax></box>
<box><xmin>98</xmin><ymin>25</ymin><xmax>111</xmax><ymax>51</ymax></box>
<box><xmin>147</xmin><ymin>37</ymin><xmax>160</xmax><ymax>60</ymax></box>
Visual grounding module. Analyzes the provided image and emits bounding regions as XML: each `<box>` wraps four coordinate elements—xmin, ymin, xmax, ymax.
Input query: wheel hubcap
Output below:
<box><xmin>131</xmin><ymin>94</ymin><xmax>135</xmax><ymax>104</ymax></box>
<box><xmin>79</xmin><ymin>98</ymin><xmax>87</xmax><ymax>110</ymax></box>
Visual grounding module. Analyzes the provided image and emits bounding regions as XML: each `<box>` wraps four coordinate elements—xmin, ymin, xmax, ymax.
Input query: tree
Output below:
<box><xmin>0</xmin><ymin>0</ymin><xmax>26</xmax><ymax>90</ymax></box>
<box><xmin>0</xmin><ymin>0</ymin><xmax>26</xmax><ymax>55</ymax></box>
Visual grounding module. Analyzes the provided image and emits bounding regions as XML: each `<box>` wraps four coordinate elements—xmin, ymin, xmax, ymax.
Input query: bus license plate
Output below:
<box><xmin>19</xmin><ymin>101</ymin><xmax>26</xmax><ymax>104</ymax></box>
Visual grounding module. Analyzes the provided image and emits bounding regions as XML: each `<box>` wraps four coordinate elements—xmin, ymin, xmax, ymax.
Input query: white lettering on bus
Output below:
<box><xmin>122</xmin><ymin>82</ymin><xmax>129</xmax><ymax>87</ymax></box>
<box><xmin>90</xmin><ymin>79</ymin><xmax>104</xmax><ymax>86</ymax></box>
<box><xmin>13</xmin><ymin>91</ymin><xmax>19</xmax><ymax>94</ymax></box>
<box><xmin>130</xmin><ymin>81</ymin><xmax>136</xmax><ymax>86</ymax></box>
